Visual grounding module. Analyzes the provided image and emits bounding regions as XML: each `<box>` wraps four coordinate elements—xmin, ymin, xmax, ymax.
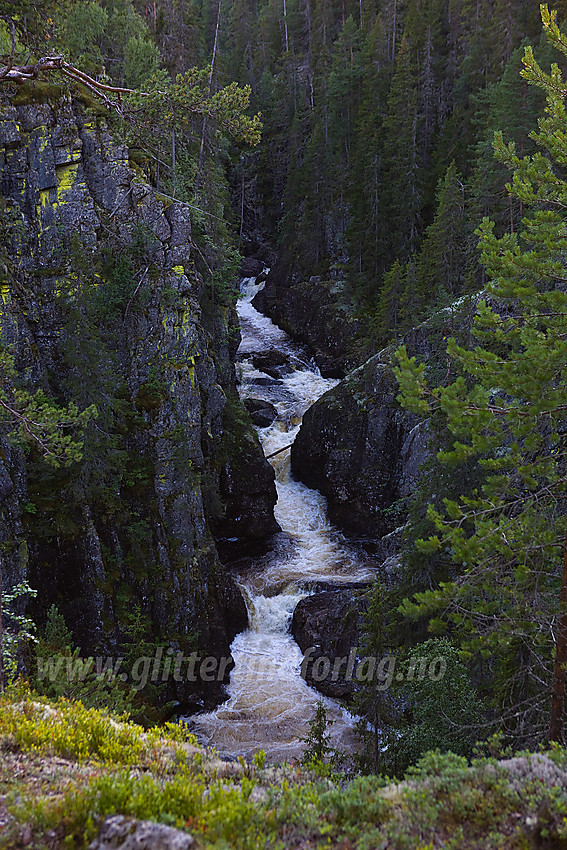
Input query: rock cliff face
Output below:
<box><xmin>0</xmin><ymin>90</ymin><xmax>278</xmax><ymax>707</ymax></box>
<box><xmin>290</xmin><ymin>301</ymin><xmax>480</xmax><ymax>543</ymax></box>
<box><xmin>291</xmin><ymin>356</ymin><xmax>427</xmax><ymax>539</ymax></box>
<box><xmin>291</xmin><ymin>585</ymin><xmax>369</xmax><ymax>699</ymax></box>
<box><xmin>252</xmin><ymin>251</ymin><xmax>371</xmax><ymax>377</ymax></box>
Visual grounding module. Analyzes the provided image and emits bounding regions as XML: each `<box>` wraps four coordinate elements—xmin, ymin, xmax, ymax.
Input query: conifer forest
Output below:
<box><xmin>4</xmin><ymin>1</ymin><xmax>567</xmax><ymax>847</ymax></box>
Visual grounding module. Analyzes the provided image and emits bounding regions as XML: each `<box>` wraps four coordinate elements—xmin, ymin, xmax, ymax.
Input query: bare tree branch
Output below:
<box><xmin>0</xmin><ymin>54</ymin><xmax>167</xmax><ymax>109</ymax></box>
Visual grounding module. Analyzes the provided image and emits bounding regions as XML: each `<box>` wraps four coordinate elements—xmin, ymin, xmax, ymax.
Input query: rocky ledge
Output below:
<box><xmin>291</xmin><ymin>585</ymin><xmax>370</xmax><ymax>700</ymax></box>
<box><xmin>291</xmin><ymin>358</ymin><xmax>428</xmax><ymax>539</ymax></box>
<box><xmin>290</xmin><ymin>297</ymin><xmax>481</xmax><ymax>543</ymax></box>
<box><xmin>0</xmin><ymin>89</ymin><xmax>278</xmax><ymax>710</ymax></box>
<box><xmin>252</xmin><ymin>251</ymin><xmax>371</xmax><ymax>377</ymax></box>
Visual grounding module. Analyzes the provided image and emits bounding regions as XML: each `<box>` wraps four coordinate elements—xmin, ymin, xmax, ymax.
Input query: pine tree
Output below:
<box><xmin>346</xmin><ymin>13</ymin><xmax>391</xmax><ymax>291</ymax></box>
<box><xmin>380</xmin><ymin>35</ymin><xmax>421</xmax><ymax>265</ymax></box>
<box><xmin>469</xmin><ymin>38</ymin><xmax>554</xmax><ymax>237</ymax></box>
<box><xmin>373</xmin><ymin>258</ymin><xmax>407</xmax><ymax>341</ymax></box>
<box><xmin>327</xmin><ymin>15</ymin><xmax>362</xmax><ymax>169</ymax></box>
<box><xmin>226</xmin><ymin>0</ymin><xmax>260</xmax><ymax>87</ymax></box>
<box><xmin>394</xmin><ymin>5</ymin><xmax>567</xmax><ymax>746</ymax></box>
<box><xmin>414</xmin><ymin>162</ymin><xmax>468</xmax><ymax>311</ymax></box>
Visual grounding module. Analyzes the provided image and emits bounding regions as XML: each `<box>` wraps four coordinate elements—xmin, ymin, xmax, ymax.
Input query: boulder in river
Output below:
<box><xmin>291</xmin><ymin>586</ymin><xmax>369</xmax><ymax>700</ymax></box>
<box><xmin>244</xmin><ymin>398</ymin><xmax>279</xmax><ymax>427</ymax></box>
<box><xmin>240</xmin><ymin>256</ymin><xmax>265</xmax><ymax>278</ymax></box>
<box><xmin>251</xmin><ymin>349</ymin><xmax>293</xmax><ymax>378</ymax></box>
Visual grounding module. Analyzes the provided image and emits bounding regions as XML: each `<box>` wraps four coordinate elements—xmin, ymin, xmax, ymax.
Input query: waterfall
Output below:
<box><xmin>189</xmin><ymin>275</ymin><xmax>376</xmax><ymax>762</ymax></box>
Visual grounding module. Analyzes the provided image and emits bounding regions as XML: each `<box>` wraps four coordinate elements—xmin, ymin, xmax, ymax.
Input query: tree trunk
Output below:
<box><xmin>171</xmin><ymin>129</ymin><xmax>176</xmax><ymax>199</ymax></box>
<box><xmin>195</xmin><ymin>0</ymin><xmax>221</xmax><ymax>193</ymax></box>
<box><xmin>239</xmin><ymin>169</ymin><xmax>245</xmax><ymax>249</ymax></box>
<box><xmin>392</xmin><ymin>0</ymin><xmax>397</xmax><ymax>62</ymax></box>
<box><xmin>283</xmin><ymin>0</ymin><xmax>289</xmax><ymax>52</ymax></box>
<box><xmin>550</xmin><ymin>525</ymin><xmax>567</xmax><ymax>742</ymax></box>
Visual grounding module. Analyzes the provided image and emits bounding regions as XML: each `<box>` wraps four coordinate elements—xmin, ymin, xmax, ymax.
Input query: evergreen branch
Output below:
<box><xmin>0</xmin><ymin>16</ymin><xmax>15</xmax><ymax>80</ymax></box>
<box><xmin>0</xmin><ymin>396</ymin><xmax>70</xmax><ymax>460</ymax></box>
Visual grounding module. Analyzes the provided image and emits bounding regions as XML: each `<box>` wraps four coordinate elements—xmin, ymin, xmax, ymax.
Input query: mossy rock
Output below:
<box><xmin>12</xmin><ymin>81</ymin><xmax>66</xmax><ymax>106</ymax></box>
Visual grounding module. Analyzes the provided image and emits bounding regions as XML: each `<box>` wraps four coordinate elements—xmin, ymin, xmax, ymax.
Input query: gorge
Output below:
<box><xmin>5</xmin><ymin>3</ymin><xmax>567</xmax><ymax>847</ymax></box>
<box><xmin>191</xmin><ymin>275</ymin><xmax>377</xmax><ymax>761</ymax></box>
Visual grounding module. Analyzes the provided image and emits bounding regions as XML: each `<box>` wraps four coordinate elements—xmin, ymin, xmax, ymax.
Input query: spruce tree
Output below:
<box><xmin>374</xmin><ymin>259</ymin><xmax>407</xmax><ymax>341</ymax></box>
<box><xmin>380</xmin><ymin>35</ymin><xmax>421</xmax><ymax>266</ymax></box>
<box><xmin>414</xmin><ymin>162</ymin><xmax>468</xmax><ymax>311</ymax></box>
<box><xmin>395</xmin><ymin>5</ymin><xmax>567</xmax><ymax>746</ymax></box>
<box><xmin>346</xmin><ymin>14</ymin><xmax>391</xmax><ymax>292</ymax></box>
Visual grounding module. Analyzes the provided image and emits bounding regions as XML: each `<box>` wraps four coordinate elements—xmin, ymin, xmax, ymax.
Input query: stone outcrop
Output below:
<box><xmin>0</xmin><ymin>89</ymin><xmax>278</xmax><ymax>708</ymax></box>
<box><xmin>240</xmin><ymin>256</ymin><xmax>265</xmax><ymax>278</ymax></box>
<box><xmin>290</xmin><ymin>298</ymin><xmax>481</xmax><ymax>542</ymax></box>
<box><xmin>291</xmin><ymin>585</ymin><xmax>369</xmax><ymax>699</ymax></box>
<box><xmin>89</xmin><ymin>816</ymin><xmax>198</xmax><ymax>850</ymax></box>
<box><xmin>251</xmin><ymin>349</ymin><xmax>292</xmax><ymax>379</ymax></box>
<box><xmin>291</xmin><ymin>357</ymin><xmax>427</xmax><ymax>539</ymax></box>
<box><xmin>244</xmin><ymin>398</ymin><xmax>278</xmax><ymax>427</ymax></box>
<box><xmin>252</xmin><ymin>252</ymin><xmax>371</xmax><ymax>377</ymax></box>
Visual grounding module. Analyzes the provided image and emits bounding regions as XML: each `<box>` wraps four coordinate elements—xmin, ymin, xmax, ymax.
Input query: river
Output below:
<box><xmin>190</xmin><ymin>275</ymin><xmax>376</xmax><ymax>762</ymax></box>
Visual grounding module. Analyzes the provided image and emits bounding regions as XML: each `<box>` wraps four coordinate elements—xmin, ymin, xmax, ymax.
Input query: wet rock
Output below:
<box><xmin>292</xmin><ymin>588</ymin><xmax>368</xmax><ymax>699</ymax></box>
<box><xmin>291</xmin><ymin>359</ymin><xmax>424</xmax><ymax>538</ymax></box>
<box><xmin>89</xmin><ymin>815</ymin><xmax>198</xmax><ymax>850</ymax></box>
<box><xmin>240</xmin><ymin>256</ymin><xmax>265</xmax><ymax>278</ymax></box>
<box><xmin>0</xmin><ymin>93</ymin><xmax>277</xmax><ymax>712</ymax></box>
<box><xmin>314</xmin><ymin>350</ymin><xmax>345</xmax><ymax>379</ymax></box>
<box><xmin>252</xmin><ymin>348</ymin><xmax>289</xmax><ymax>371</ymax></box>
<box><xmin>214</xmin><ymin>570</ymin><xmax>249</xmax><ymax>641</ymax></box>
<box><xmin>249</xmin><ymin>375</ymin><xmax>280</xmax><ymax>387</ymax></box>
<box><xmin>244</xmin><ymin>398</ymin><xmax>278</xmax><ymax>427</ymax></box>
<box><xmin>251</xmin><ymin>349</ymin><xmax>292</xmax><ymax>379</ymax></box>
<box><xmin>290</xmin><ymin>298</ymin><xmax>483</xmax><ymax>543</ymax></box>
<box><xmin>217</xmin><ymin>429</ymin><xmax>281</xmax><ymax>539</ymax></box>
<box><xmin>252</xmin><ymin>252</ymin><xmax>371</xmax><ymax>376</ymax></box>
<box><xmin>303</xmin><ymin>580</ymin><xmax>372</xmax><ymax>594</ymax></box>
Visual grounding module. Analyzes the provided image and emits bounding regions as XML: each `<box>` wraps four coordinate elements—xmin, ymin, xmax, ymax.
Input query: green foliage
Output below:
<box><xmin>301</xmin><ymin>701</ymin><xmax>343</xmax><ymax>774</ymax></box>
<box><xmin>123</xmin><ymin>35</ymin><xmax>160</xmax><ymax>88</ymax></box>
<box><xmin>28</xmin><ymin>767</ymin><xmax>269</xmax><ymax>849</ymax></box>
<box><xmin>1</xmin><ymin>582</ymin><xmax>37</xmax><ymax>686</ymax></box>
<box><xmin>380</xmin><ymin>36</ymin><xmax>421</xmax><ymax>265</ymax></box>
<box><xmin>119</xmin><ymin>604</ymin><xmax>168</xmax><ymax>708</ymax></box>
<box><xmin>7</xmin><ymin>690</ymin><xmax>567</xmax><ymax>849</ymax></box>
<box><xmin>353</xmin><ymin>580</ymin><xmax>400</xmax><ymax>775</ymax></box>
<box><xmin>33</xmin><ymin>606</ymin><xmax>137</xmax><ymax>715</ymax></box>
<box><xmin>383</xmin><ymin>639</ymin><xmax>486</xmax><ymax>776</ymax></box>
<box><xmin>123</xmin><ymin>67</ymin><xmax>262</xmax><ymax>148</ymax></box>
<box><xmin>394</xmin><ymin>6</ymin><xmax>567</xmax><ymax>746</ymax></box>
<box><xmin>0</xmin><ymin>346</ymin><xmax>96</xmax><ymax>468</ymax></box>
<box><xmin>320</xmin><ymin>775</ymin><xmax>391</xmax><ymax>843</ymax></box>
<box><xmin>59</xmin><ymin>1</ymin><xmax>108</xmax><ymax>75</ymax></box>
<box><xmin>252</xmin><ymin>748</ymin><xmax>266</xmax><ymax>769</ymax></box>
<box><xmin>0</xmin><ymin>686</ymin><xmax>191</xmax><ymax>766</ymax></box>
<box><xmin>414</xmin><ymin>163</ymin><xmax>469</xmax><ymax>309</ymax></box>
<box><xmin>104</xmin><ymin>0</ymin><xmax>161</xmax><ymax>87</ymax></box>
<box><xmin>42</xmin><ymin>604</ymin><xmax>71</xmax><ymax>650</ymax></box>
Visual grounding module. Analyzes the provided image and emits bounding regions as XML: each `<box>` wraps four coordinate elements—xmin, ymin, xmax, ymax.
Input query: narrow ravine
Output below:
<box><xmin>190</xmin><ymin>276</ymin><xmax>376</xmax><ymax>762</ymax></box>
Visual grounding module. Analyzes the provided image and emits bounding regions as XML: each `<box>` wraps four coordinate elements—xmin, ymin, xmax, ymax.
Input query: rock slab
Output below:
<box><xmin>90</xmin><ymin>816</ymin><xmax>197</xmax><ymax>850</ymax></box>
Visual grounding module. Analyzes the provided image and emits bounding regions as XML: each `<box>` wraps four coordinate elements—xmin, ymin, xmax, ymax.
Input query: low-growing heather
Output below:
<box><xmin>4</xmin><ymin>690</ymin><xmax>567</xmax><ymax>849</ymax></box>
<box><xmin>25</xmin><ymin>770</ymin><xmax>273</xmax><ymax>849</ymax></box>
<box><xmin>0</xmin><ymin>685</ymin><xmax>194</xmax><ymax>768</ymax></box>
